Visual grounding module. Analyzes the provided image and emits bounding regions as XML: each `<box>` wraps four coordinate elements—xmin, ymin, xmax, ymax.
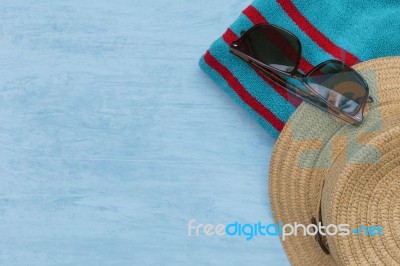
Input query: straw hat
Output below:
<box><xmin>269</xmin><ymin>57</ymin><xmax>400</xmax><ymax>265</ymax></box>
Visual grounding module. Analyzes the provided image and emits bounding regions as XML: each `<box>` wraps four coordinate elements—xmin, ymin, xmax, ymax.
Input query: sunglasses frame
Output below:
<box><xmin>229</xmin><ymin>23</ymin><xmax>371</xmax><ymax>125</ymax></box>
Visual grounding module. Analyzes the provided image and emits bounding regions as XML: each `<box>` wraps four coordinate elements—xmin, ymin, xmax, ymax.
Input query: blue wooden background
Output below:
<box><xmin>0</xmin><ymin>0</ymin><xmax>289</xmax><ymax>265</ymax></box>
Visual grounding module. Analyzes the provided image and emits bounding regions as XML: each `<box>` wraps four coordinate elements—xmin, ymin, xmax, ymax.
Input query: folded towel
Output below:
<box><xmin>200</xmin><ymin>0</ymin><xmax>400</xmax><ymax>138</ymax></box>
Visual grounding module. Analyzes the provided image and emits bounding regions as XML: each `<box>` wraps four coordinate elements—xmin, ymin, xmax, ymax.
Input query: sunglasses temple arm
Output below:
<box><xmin>255</xmin><ymin>66</ymin><xmax>321</xmax><ymax>101</ymax></box>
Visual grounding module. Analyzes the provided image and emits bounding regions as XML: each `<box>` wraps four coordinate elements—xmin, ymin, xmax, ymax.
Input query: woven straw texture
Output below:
<box><xmin>269</xmin><ymin>57</ymin><xmax>400</xmax><ymax>265</ymax></box>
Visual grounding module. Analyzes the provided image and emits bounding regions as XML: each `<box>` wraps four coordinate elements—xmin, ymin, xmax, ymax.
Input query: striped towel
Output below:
<box><xmin>199</xmin><ymin>0</ymin><xmax>400</xmax><ymax>138</ymax></box>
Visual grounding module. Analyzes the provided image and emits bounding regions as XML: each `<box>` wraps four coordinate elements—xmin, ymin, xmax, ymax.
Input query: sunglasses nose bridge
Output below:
<box><xmin>292</xmin><ymin>69</ymin><xmax>304</xmax><ymax>78</ymax></box>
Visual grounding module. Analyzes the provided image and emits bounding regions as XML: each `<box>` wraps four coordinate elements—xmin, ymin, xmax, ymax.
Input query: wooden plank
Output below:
<box><xmin>0</xmin><ymin>0</ymin><xmax>288</xmax><ymax>265</ymax></box>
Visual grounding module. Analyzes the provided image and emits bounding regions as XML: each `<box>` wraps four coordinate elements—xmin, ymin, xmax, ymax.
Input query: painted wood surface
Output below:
<box><xmin>0</xmin><ymin>0</ymin><xmax>289</xmax><ymax>265</ymax></box>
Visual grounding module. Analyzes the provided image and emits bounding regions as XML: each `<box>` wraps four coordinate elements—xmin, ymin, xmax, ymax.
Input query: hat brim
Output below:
<box><xmin>269</xmin><ymin>57</ymin><xmax>400</xmax><ymax>265</ymax></box>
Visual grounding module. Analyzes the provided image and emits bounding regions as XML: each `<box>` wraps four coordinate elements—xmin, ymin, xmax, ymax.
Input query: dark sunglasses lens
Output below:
<box><xmin>239</xmin><ymin>25</ymin><xmax>300</xmax><ymax>72</ymax></box>
<box><xmin>306</xmin><ymin>62</ymin><xmax>368</xmax><ymax>115</ymax></box>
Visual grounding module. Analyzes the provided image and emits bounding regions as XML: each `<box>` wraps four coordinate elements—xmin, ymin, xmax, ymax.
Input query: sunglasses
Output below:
<box><xmin>230</xmin><ymin>24</ymin><xmax>373</xmax><ymax>125</ymax></box>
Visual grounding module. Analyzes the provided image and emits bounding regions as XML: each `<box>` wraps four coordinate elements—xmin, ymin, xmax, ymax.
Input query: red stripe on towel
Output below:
<box><xmin>277</xmin><ymin>0</ymin><xmax>360</xmax><ymax>65</ymax></box>
<box><xmin>204</xmin><ymin>50</ymin><xmax>285</xmax><ymax>132</ymax></box>
<box><xmin>242</xmin><ymin>5</ymin><xmax>314</xmax><ymax>72</ymax></box>
<box><xmin>222</xmin><ymin>28</ymin><xmax>238</xmax><ymax>45</ymax></box>
<box><xmin>243</xmin><ymin>4</ymin><xmax>267</xmax><ymax>25</ymax></box>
